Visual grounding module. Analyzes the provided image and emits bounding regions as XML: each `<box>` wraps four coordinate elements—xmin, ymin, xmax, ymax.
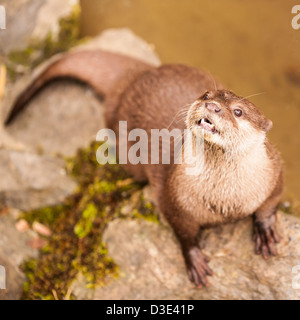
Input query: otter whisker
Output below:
<box><xmin>204</xmin><ymin>68</ymin><xmax>218</xmax><ymax>91</ymax></box>
<box><xmin>167</xmin><ymin>104</ymin><xmax>190</xmax><ymax>129</ymax></box>
<box><xmin>173</xmin><ymin>111</ymin><xmax>189</xmax><ymax>123</ymax></box>
<box><xmin>239</xmin><ymin>92</ymin><xmax>266</xmax><ymax>102</ymax></box>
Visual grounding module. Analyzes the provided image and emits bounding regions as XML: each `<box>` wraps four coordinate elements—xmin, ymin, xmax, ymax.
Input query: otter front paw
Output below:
<box><xmin>253</xmin><ymin>216</ymin><xmax>281</xmax><ymax>260</ymax></box>
<box><xmin>185</xmin><ymin>247</ymin><xmax>213</xmax><ymax>288</ymax></box>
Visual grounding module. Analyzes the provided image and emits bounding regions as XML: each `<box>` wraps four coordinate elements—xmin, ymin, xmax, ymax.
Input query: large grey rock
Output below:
<box><xmin>73</xmin><ymin>212</ymin><xmax>300</xmax><ymax>300</ymax></box>
<box><xmin>0</xmin><ymin>0</ymin><xmax>78</xmax><ymax>55</ymax></box>
<box><xmin>0</xmin><ymin>149</ymin><xmax>76</xmax><ymax>211</ymax></box>
<box><xmin>5</xmin><ymin>82</ymin><xmax>106</xmax><ymax>156</ymax></box>
<box><xmin>0</xmin><ymin>212</ymin><xmax>38</xmax><ymax>300</ymax></box>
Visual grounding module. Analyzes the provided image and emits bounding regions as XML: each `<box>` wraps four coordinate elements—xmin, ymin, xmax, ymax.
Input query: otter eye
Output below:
<box><xmin>201</xmin><ymin>91</ymin><xmax>210</xmax><ymax>101</ymax></box>
<box><xmin>234</xmin><ymin>109</ymin><xmax>243</xmax><ymax>117</ymax></box>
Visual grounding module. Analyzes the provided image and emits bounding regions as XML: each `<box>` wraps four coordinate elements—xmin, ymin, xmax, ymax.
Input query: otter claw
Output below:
<box><xmin>253</xmin><ymin>223</ymin><xmax>281</xmax><ymax>260</ymax></box>
<box><xmin>186</xmin><ymin>247</ymin><xmax>213</xmax><ymax>287</ymax></box>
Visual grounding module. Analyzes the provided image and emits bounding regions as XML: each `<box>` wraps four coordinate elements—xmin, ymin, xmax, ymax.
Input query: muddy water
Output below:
<box><xmin>80</xmin><ymin>0</ymin><xmax>300</xmax><ymax>203</ymax></box>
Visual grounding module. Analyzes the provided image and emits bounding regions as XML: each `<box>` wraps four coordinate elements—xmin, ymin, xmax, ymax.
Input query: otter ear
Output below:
<box><xmin>263</xmin><ymin>119</ymin><xmax>273</xmax><ymax>133</ymax></box>
<box><xmin>199</xmin><ymin>91</ymin><xmax>211</xmax><ymax>100</ymax></box>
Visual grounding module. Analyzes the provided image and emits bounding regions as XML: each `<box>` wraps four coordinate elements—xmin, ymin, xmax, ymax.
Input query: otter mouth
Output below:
<box><xmin>197</xmin><ymin>118</ymin><xmax>216</xmax><ymax>133</ymax></box>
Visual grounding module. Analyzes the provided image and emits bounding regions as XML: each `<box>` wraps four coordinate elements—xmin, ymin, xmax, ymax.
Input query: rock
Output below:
<box><xmin>0</xmin><ymin>149</ymin><xmax>76</xmax><ymax>211</ymax></box>
<box><xmin>32</xmin><ymin>221</ymin><xmax>52</xmax><ymax>237</ymax></box>
<box><xmin>4</xmin><ymin>82</ymin><xmax>106</xmax><ymax>156</ymax></box>
<box><xmin>31</xmin><ymin>0</ymin><xmax>79</xmax><ymax>41</ymax></box>
<box><xmin>72</xmin><ymin>212</ymin><xmax>300</xmax><ymax>300</ymax></box>
<box><xmin>2</xmin><ymin>28</ymin><xmax>161</xmax><ymax>156</ymax></box>
<box><xmin>0</xmin><ymin>212</ymin><xmax>38</xmax><ymax>300</ymax></box>
<box><xmin>78</xmin><ymin>28</ymin><xmax>161</xmax><ymax>67</ymax></box>
<box><xmin>15</xmin><ymin>219</ymin><xmax>30</xmax><ymax>233</ymax></box>
<box><xmin>27</xmin><ymin>237</ymin><xmax>48</xmax><ymax>250</ymax></box>
<box><xmin>0</xmin><ymin>0</ymin><xmax>79</xmax><ymax>55</ymax></box>
<box><xmin>70</xmin><ymin>273</ymin><xmax>95</xmax><ymax>300</ymax></box>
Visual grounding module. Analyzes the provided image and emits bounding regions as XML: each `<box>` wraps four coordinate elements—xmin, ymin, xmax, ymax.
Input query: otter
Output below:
<box><xmin>5</xmin><ymin>50</ymin><xmax>283</xmax><ymax>287</ymax></box>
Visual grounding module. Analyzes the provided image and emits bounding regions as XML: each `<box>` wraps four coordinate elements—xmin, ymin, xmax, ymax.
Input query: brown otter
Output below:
<box><xmin>5</xmin><ymin>50</ymin><xmax>283</xmax><ymax>287</ymax></box>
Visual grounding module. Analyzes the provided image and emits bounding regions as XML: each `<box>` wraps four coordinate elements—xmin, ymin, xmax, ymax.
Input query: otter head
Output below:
<box><xmin>186</xmin><ymin>90</ymin><xmax>273</xmax><ymax>153</ymax></box>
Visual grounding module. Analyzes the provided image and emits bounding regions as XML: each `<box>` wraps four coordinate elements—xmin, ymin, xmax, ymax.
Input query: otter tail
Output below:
<box><xmin>5</xmin><ymin>50</ymin><xmax>152</xmax><ymax>125</ymax></box>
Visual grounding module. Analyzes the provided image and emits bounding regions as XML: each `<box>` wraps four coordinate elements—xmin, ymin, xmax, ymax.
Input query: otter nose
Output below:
<box><xmin>205</xmin><ymin>102</ymin><xmax>222</xmax><ymax>114</ymax></box>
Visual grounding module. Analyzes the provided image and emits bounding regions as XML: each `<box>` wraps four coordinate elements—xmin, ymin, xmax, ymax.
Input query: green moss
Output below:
<box><xmin>279</xmin><ymin>200</ymin><xmax>300</xmax><ymax>217</ymax></box>
<box><xmin>19</xmin><ymin>205</ymin><xmax>66</xmax><ymax>227</ymax></box>
<box><xmin>8</xmin><ymin>47</ymin><xmax>35</xmax><ymax>67</ymax></box>
<box><xmin>6</xmin><ymin>4</ymin><xmax>84</xmax><ymax>81</ymax></box>
<box><xmin>21</xmin><ymin>141</ymin><xmax>159</xmax><ymax>300</ymax></box>
<box><xmin>74</xmin><ymin>203</ymin><xmax>98</xmax><ymax>239</ymax></box>
<box><xmin>130</xmin><ymin>193</ymin><xmax>159</xmax><ymax>224</ymax></box>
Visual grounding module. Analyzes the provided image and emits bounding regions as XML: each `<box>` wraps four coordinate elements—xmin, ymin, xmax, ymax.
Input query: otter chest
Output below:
<box><xmin>174</xmin><ymin>150</ymin><xmax>274</xmax><ymax>223</ymax></box>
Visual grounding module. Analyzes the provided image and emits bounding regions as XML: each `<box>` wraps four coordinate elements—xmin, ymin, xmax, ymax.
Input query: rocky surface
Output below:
<box><xmin>5</xmin><ymin>81</ymin><xmax>106</xmax><ymax>156</ymax></box>
<box><xmin>0</xmin><ymin>0</ymin><xmax>78</xmax><ymax>55</ymax></box>
<box><xmin>78</xmin><ymin>28</ymin><xmax>161</xmax><ymax>67</ymax></box>
<box><xmin>0</xmin><ymin>211</ymin><xmax>38</xmax><ymax>300</ymax></box>
<box><xmin>72</xmin><ymin>212</ymin><xmax>300</xmax><ymax>300</ymax></box>
<box><xmin>0</xmin><ymin>149</ymin><xmax>76</xmax><ymax>211</ymax></box>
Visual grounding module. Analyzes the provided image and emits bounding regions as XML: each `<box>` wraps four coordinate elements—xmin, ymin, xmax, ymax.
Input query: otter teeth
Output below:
<box><xmin>198</xmin><ymin>118</ymin><xmax>216</xmax><ymax>132</ymax></box>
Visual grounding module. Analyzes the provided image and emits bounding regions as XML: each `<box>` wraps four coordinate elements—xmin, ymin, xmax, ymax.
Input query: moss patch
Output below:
<box><xmin>19</xmin><ymin>205</ymin><xmax>65</xmax><ymax>227</ymax></box>
<box><xmin>21</xmin><ymin>142</ymin><xmax>158</xmax><ymax>300</ymax></box>
<box><xmin>279</xmin><ymin>200</ymin><xmax>300</xmax><ymax>217</ymax></box>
